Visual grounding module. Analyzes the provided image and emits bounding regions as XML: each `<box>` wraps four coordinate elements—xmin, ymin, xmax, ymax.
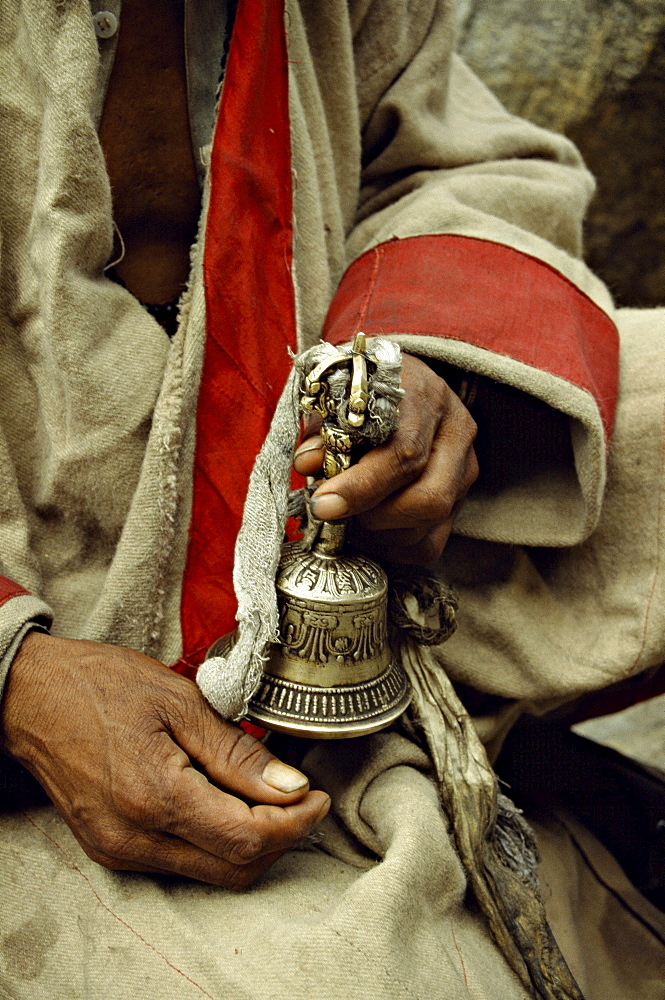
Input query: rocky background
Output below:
<box><xmin>457</xmin><ymin>0</ymin><xmax>665</xmax><ymax>307</ymax></box>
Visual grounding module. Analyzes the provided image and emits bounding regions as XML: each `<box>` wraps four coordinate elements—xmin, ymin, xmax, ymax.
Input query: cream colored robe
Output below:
<box><xmin>0</xmin><ymin>2</ymin><xmax>663</xmax><ymax>998</ymax></box>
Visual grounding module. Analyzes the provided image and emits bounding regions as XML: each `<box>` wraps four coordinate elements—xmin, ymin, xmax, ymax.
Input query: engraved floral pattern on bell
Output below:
<box><xmin>297</xmin><ymin>610</ymin><xmax>339</xmax><ymax>662</ymax></box>
<box><xmin>278</xmin><ymin>599</ymin><xmax>386</xmax><ymax>666</ymax></box>
<box><xmin>265</xmin><ymin>540</ymin><xmax>391</xmax><ymax>687</ymax></box>
<box><xmin>279</xmin><ymin>544</ymin><xmax>385</xmax><ymax>601</ymax></box>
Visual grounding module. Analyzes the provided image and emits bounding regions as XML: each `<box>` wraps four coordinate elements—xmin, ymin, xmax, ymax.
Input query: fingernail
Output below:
<box><xmin>294</xmin><ymin>436</ymin><xmax>323</xmax><ymax>457</ymax></box>
<box><xmin>310</xmin><ymin>493</ymin><xmax>349</xmax><ymax>520</ymax></box>
<box><xmin>262</xmin><ymin>760</ymin><xmax>309</xmax><ymax>793</ymax></box>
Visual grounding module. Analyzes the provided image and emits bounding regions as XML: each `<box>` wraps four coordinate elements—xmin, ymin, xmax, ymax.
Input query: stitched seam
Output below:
<box><xmin>325</xmin><ymin>923</ymin><xmax>421</xmax><ymax>1000</ymax></box>
<box><xmin>22</xmin><ymin>814</ymin><xmax>218</xmax><ymax>1000</ymax></box>
<box><xmin>450</xmin><ymin>918</ymin><xmax>471</xmax><ymax>994</ymax></box>
<box><xmin>353</xmin><ymin>244</ymin><xmax>383</xmax><ymax>334</ymax></box>
<box><xmin>204</xmin><ymin>335</ymin><xmax>271</xmax><ymax>406</ymax></box>
<box><xmin>629</xmin><ymin>390</ymin><xmax>665</xmax><ymax>674</ymax></box>
<box><xmin>171</xmin><ymin>645</ymin><xmax>210</xmax><ymax>671</ymax></box>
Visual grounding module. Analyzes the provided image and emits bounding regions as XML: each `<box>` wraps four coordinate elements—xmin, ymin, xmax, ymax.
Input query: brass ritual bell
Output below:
<box><xmin>222</xmin><ymin>333</ymin><xmax>411</xmax><ymax>739</ymax></box>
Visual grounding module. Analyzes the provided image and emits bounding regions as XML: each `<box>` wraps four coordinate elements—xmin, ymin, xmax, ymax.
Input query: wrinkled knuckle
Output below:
<box><xmin>221</xmin><ymin>730</ymin><xmax>266</xmax><ymax>775</ymax></box>
<box><xmin>118</xmin><ymin>780</ymin><xmax>167</xmax><ymax>828</ymax></box>
<box><xmin>120</xmin><ymin>790</ymin><xmax>150</xmax><ymax>824</ymax></box>
<box><xmin>84</xmin><ymin>844</ymin><xmax>116</xmax><ymax>869</ymax></box>
<box><xmin>96</xmin><ymin>827</ymin><xmax>136</xmax><ymax>862</ymax></box>
<box><xmin>162</xmin><ymin>686</ymin><xmax>199</xmax><ymax>731</ymax></box>
<box><xmin>229</xmin><ymin>836</ymin><xmax>263</xmax><ymax>866</ymax></box>
<box><xmin>409</xmin><ymin>483</ymin><xmax>449</xmax><ymax>523</ymax></box>
<box><xmin>466</xmin><ymin>451</ymin><xmax>480</xmax><ymax>489</ymax></box>
<box><xmin>433</xmin><ymin>486</ymin><xmax>457</xmax><ymax>522</ymax></box>
<box><xmin>96</xmin><ymin>853</ymin><xmax>129</xmax><ymax>872</ymax></box>
<box><xmin>222</xmin><ymin>824</ymin><xmax>265</xmax><ymax>865</ymax></box>
<box><xmin>448</xmin><ymin>392</ymin><xmax>477</xmax><ymax>437</ymax></box>
<box><xmin>431</xmin><ymin>376</ymin><xmax>452</xmax><ymax>410</ymax></box>
<box><xmin>462</xmin><ymin>410</ymin><xmax>478</xmax><ymax>444</ymax></box>
<box><xmin>393</xmin><ymin>432</ymin><xmax>428</xmax><ymax>480</ymax></box>
<box><xmin>85</xmin><ymin>822</ymin><xmax>134</xmax><ymax>864</ymax></box>
<box><xmin>68</xmin><ymin>796</ymin><xmax>98</xmax><ymax>831</ymax></box>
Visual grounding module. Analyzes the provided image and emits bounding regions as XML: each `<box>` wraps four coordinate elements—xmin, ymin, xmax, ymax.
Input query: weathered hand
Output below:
<box><xmin>1</xmin><ymin>632</ymin><xmax>330</xmax><ymax>887</ymax></box>
<box><xmin>294</xmin><ymin>353</ymin><xmax>478</xmax><ymax>564</ymax></box>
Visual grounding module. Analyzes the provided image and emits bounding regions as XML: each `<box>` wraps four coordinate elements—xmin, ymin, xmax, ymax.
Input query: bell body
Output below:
<box><xmin>246</xmin><ymin>535</ymin><xmax>411</xmax><ymax>738</ymax></box>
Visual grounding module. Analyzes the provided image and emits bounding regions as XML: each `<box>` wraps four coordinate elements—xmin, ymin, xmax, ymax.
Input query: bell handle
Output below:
<box><xmin>301</xmin><ymin>332</ymin><xmax>377</xmax><ymax>553</ymax></box>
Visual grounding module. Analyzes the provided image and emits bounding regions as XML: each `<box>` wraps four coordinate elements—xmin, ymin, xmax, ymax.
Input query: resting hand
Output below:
<box><xmin>1</xmin><ymin>632</ymin><xmax>329</xmax><ymax>887</ymax></box>
<box><xmin>294</xmin><ymin>353</ymin><xmax>478</xmax><ymax>565</ymax></box>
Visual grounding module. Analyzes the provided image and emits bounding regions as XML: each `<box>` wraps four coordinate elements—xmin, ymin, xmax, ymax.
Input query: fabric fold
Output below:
<box><xmin>179</xmin><ymin>0</ymin><xmax>298</xmax><ymax>668</ymax></box>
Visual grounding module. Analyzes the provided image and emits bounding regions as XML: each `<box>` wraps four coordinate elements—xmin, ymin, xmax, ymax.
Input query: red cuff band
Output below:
<box><xmin>0</xmin><ymin>575</ymin><xmax>30</xmax><ymax>609</ymax></box>
<box><xmin>323</xmin><ymin>235</ymin><xmax>619</xmax><ymax>442</ymax></box>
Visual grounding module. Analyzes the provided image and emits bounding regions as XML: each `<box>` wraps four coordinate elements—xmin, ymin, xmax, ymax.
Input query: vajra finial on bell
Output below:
<box><xmin>208</xmin><ymin>333</ymin><xmax>411</xmax><ymax>738</ymax></box>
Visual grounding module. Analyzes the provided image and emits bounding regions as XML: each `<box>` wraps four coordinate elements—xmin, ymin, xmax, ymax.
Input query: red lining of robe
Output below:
<box><xmin>172</xmin><ymin>13</ymin><xmax>619</xmax><ymax>679</ymax></box>
<box><xmin>174</xmin><ymin>0</ymin><xmax>297</xmax><ymax>677</ymax></box>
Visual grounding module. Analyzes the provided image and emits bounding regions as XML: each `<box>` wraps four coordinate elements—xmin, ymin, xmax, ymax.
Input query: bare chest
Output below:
<box><xmin>98</xmin><ymin>0</ymin><xmax>201</xmax><ymax>305</ymax></box>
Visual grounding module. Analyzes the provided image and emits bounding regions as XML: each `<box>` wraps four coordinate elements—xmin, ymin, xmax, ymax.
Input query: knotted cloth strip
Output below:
<box><xmin>399</xmin><ymin>634</ymin><xmax>584</xmax><ymax>1000</ymax></box>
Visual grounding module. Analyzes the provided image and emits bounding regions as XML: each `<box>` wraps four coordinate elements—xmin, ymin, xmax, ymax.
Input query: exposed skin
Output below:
<box><xmin>98</xmin><ymin>0</ymin><xmax>201</xmax><ymax>304</ymax></box>
<box><xmin>2</xmin><ymin>633</ymin><xmax>331</xmax><ymax>888</ymax></box>
<box><xmin>295</xmin><ymin>353</ymin><xmax>479</xmax><ymax>566</ymax></box>
<box><xmin>0</xmin><ymin>0</ymin><xmax>478</xmax><ymax>886</ymax></box>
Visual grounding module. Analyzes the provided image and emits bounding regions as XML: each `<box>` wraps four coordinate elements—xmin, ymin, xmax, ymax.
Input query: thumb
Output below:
<box><xmin>168</xmin><ymin>691</ymin><xmax>313</xmax><ymax>806</ymax></box>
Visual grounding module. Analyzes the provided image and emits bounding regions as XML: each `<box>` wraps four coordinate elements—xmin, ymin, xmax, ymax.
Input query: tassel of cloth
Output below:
<box><xmin>398</xmin><ymin>627</ymin><xmax>584</xmax><ymax>999</ymax></box>
<box><xmin>196</xmin><ymin>337</ymin><xmax>403</xmax><ymax>720</ymax></box>
<box><xmin>195</xmin><ymin>364</ymin><xmax>300</xmax><ymax>719</ymax></box>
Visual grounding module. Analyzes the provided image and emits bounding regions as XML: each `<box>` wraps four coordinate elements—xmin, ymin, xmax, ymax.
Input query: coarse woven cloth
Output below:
<box><xmin>2</xmin><ymin>308</ymin><xmax>665</xmax><ymax>999</ymax></box>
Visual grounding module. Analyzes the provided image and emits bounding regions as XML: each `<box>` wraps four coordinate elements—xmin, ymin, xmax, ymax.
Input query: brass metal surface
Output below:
<box><xmin>217</xmin><ymin>333</ymin><xmax>411</xmax><ymax>738</ymax></box>
<box><xmin>247</xmin><ymin>661</ymin><xmax>411</xmax><ymax>739</ymax></box>
<box><xmin>348</xmin><ymin>331</ymin><xmax>369</xmax><ymax>428</ymax></box>
<box><xmin>302</xmin><ymin>331</ymin><xmax>375</xmax><ymax>481</ymax></box>
<box><xmin>267</xmin><ymin>541</ymin><xmax>391</xmax><ymax>687</ymax></box>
